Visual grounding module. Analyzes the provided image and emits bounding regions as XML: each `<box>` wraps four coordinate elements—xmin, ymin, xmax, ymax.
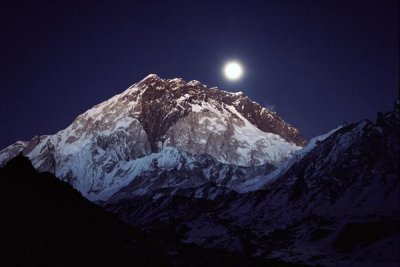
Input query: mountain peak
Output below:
<box><xmin>186</xmin><ymin>80</ymin><xmax>203</xmax><ymax>87</ymax></box>
<box><xmin>141</xmin><ymin>73</ymin><xmax>161</xmax><ymax>81</ymax></box>
<box><xmin>0</xmin><ymin>74</ymin><xmax>305</xmax><ymax>199</ymax></box>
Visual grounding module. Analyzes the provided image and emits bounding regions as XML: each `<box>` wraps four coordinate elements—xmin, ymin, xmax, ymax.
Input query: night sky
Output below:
<box><xmin>0</xmin><ymin>0</ymin><xmax>398</xmax><ymax>149</ymax></box>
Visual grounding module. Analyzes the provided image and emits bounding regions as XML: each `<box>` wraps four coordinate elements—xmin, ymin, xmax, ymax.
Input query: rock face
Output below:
<box><xmin>0</xmin><ymin>74</ymin><xmax>303</xmax><ymax>200</ymax></box>
<box><xmin>106</xmin><ymin>102</ymin><xmax>400</xmax><ymax>266</ymax></box>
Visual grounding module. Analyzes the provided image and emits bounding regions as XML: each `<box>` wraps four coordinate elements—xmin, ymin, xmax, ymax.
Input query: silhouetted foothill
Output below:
<box><xmin>0</xmin><ymin>154</ymin><xmax>159</xmax><ymax>266</ymax></box>
<box><xmin>0</xmin><ymin>155</ymin><xmax>294</xmax><ymax>266</ymax></box>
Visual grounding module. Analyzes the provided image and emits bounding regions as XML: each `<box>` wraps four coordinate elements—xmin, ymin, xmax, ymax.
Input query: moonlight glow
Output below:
<box><xmin>223</xmin><ymin>61</ymin><xmax>243</xmax><ymax>81</ymax></box>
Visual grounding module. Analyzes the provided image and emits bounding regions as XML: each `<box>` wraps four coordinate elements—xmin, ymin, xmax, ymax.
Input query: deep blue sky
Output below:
<box><xmin>0</xmin><ymin>0</ymin><xmax>398</xmax><ymax>148</ymax></box>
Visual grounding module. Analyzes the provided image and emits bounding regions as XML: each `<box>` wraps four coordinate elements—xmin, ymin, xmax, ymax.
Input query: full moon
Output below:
<box><xmin>223</xmin><ymin>61</ymin><xmax>243</xmax><ymax>81</ymax></box>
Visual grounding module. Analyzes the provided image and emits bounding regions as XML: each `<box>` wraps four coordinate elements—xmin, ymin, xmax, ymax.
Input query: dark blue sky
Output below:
<box><xmin>0</xmin><ymin>0</ymin><xmax>398</xmax><ymax>148</ymax></box>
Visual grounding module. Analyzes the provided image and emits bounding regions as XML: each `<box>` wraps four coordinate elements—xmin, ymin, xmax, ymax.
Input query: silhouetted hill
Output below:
<box><xmin>0</xmin><ymin>154</ymin><xmax>167</xmax><ymax>266</ymax></box>
<box><xmin>0</xmin><ymin>154</ymin><xmax>303</xmax><ymax>267</ymax></box>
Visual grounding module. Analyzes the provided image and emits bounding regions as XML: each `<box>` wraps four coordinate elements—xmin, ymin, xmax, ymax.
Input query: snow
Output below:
<box><xmin>169</xmin><ymin>78</ymin><xmax>183</xmax><ymax>83</ymax></box>
<box><xmin>86</xmin><ymin>147</ymin><xmax>194</xmax><ymax>200</ymax></box>
<box><xmin>243</xmin><ymin>124</ymin><xmax>345</xmax><ymax>191</ymax></box>
<box><xmin>167</xmin><ymin>99</ymin><xmax>302</xmax><ymax>167</ymax></box>
<box><xmin>142</xmin><ymin>73</ymin><xmax>159</xmax><ymax>80</ymax></box>
<box><xmin>224</xmin><ymin>104</ymin><xmax>301</xmax><ymax>166</ymax></box>
<box><xmin>187</xmin><ymin>80</ymin><xmax>202</xmax><ymax>86</ymax></box>
<box><xmin>190</xmin><ymin>104</ymin><xmax>204</xmax><ymax>112</ymax></box>
<box><xmin>199</xmin><ymin>117</ymin><xmax>227</xmax><ymax>132</ymax></box>
<box><xmin>176</xmin><ymin>94</ymin><xmax>191</xmax><ymax>103</ymax></box>
<box><xmin>231</xmin><ymin>91</ymin><xmax>243</xmax><ymax>96</ymax></box>
<box><xmin>114</xmin><ymin>117</ymin><xmax>136</xmax><ymax>129</ymax></box>
<box><xmin>0</xmin><ymin>141</ymin><xmax>29</xmax><ymax>166</ymax></box>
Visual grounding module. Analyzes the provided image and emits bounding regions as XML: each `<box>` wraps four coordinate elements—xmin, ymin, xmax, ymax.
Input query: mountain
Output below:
<box><xmin>0</xmin><ymin>154</ymin><xmax>306</xmax><ymax>267</ymax></box>
<box><xmin>0</xmin><ymin>74</ymin><xmax>304</xmax><ymax>200</ymax></box>
<box><xmin>1</xmin><ymin>73</ymin><xmax>398</xmax><ymax>266</ymax></box>
<box><xmin>105</xmin><ymin>101</ymin><xmax>400</xmax><ymax>266</ymax></box>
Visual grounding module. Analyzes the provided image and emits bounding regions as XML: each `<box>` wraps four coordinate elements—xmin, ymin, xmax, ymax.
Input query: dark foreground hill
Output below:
<box><xmin>0</xmin><ymin>154</ymin><xmax>163</xmax><ymax>266</ymax></box>
<box><xmin>0</xmin><ymin>154</ymin><xmax>305</xmax><ymax>267</ymax></box>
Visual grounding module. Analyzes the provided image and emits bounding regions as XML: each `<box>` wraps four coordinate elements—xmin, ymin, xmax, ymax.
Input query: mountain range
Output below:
<box><xmin>1</xmin><ymin>74</ymin><xmax>398</xmax><ymax>266</ymax></box>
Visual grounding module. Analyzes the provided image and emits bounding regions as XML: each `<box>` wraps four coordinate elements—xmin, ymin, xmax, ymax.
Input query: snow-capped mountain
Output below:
<box><xmin>1</xmin><ymin>72</ymin><xmax>398</xmax><ymax>266</ymax></box>
<box><xmin>106</xmin><ymin>101</ymin><xmax>400</xmax><ymax>266</ymax></box>
<box><xmin>0</xmin><ymin>74</ymin><xmax>304</xmax><ymax>200</ymax></box>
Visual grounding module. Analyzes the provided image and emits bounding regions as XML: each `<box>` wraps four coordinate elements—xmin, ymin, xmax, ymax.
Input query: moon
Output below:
<box><xmin>223</xmin><ymin>61</ymin><xmax>243</xmax><ymax>81</ymax></box>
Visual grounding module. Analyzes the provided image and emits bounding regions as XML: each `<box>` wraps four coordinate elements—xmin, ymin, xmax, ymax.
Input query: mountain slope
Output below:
<box><xmin>0</xmin><ymin>74</ymin><xmax>304</xmax><ymax>200</ymax></box>
<box><xmin>106</xmin><ymin>102</ymin><xmax>400</xmax><ymax>266</ymax></box>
